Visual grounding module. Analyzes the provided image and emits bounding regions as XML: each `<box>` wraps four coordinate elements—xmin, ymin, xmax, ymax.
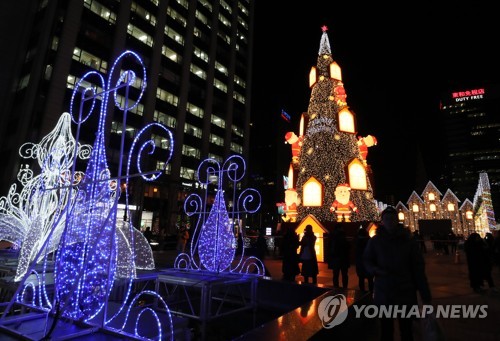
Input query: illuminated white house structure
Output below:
<box><xmin>394</xmin><ymin>177</ymin><xmax>496</xmax><ymax>236</ymax></box>
<box><xmin>0</xmin><ymin>51</ymin><xmax>176</xmax><ymax>340</ymax></box>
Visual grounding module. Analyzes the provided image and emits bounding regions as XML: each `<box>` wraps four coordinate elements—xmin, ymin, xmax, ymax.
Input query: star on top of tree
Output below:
<box><xmin>318</xmin><ymin>26</ymin><xmax>331</xmax><ymax>55</ymax></box>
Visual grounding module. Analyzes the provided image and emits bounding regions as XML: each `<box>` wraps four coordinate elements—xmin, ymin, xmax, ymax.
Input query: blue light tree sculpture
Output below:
<box><xmin>174</xmin><ymin>155</ymin><xmax>265</xmax><ymax>275</ymax></box>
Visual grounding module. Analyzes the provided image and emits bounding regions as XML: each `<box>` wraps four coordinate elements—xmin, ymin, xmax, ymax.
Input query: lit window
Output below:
<box><xmin>329</xmin><ymin>62</ymin><xmax>342</xmax><ymax>80</ymax></box>
<box><xmin>338</xmin><ymin>107</ymin><xmax>355</xmax><ymax>133</ymax></box>
<box><xmin>428</xmin><ymin>192</ymin><xmax>435</xmax><ymax>200</ymax></box>
<box><xmin>429</xmin><ymin>204</ymin><xmax>436</xmax><ymax>212</ymax></box>
<box><xmin>302</xmin><ymin>177</ymin><xmax>322</xmax><ymax>207</ymax></box>
<box><xmin>447</xmin><ymin>203</ymin><xmax>455</xmax><ymax>211</ymax></box>
<box><xmin>412</xmin><ymin>204</ymin><xmax>419</xmax><ymax>212</ymax></box>
<box><xmin>398</xmin><ymin>212</ymin><xmax>405</xmax><ymax>221</ymax></box>
<box><xmin>347</xmin><ymin>159</ymin><xmax>367</xmax><ymax>190</ymax></box>
<box><xmin>309</xmin><ymin>66</ymin><xmax>317</xmax><ymax>87</ymax></box>
<box><xmin>466</xmin><ymin>211</ymin><xmax>473</xmax><ymax>219</ymax></box>
<box><xmin>287</xmin><ymin>163</ymin><xmax>294</xmax><ymax>189</ymax></box>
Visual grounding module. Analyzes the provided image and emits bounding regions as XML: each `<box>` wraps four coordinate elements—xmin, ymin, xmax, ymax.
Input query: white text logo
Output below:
<box><xmin>352</xmin><ymin>304</ymin><xmax>488</xmax><ymax>319</ymax></box>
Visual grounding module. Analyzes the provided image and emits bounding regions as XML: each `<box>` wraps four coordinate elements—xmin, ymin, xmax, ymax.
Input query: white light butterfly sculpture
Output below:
<box><xmin>0</xmin><ymin>50</ymin><xmax>175</xmax><ymax>340</ymax></box>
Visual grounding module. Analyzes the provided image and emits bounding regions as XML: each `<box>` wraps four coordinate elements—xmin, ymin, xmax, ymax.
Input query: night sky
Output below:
<box><xmin>251</xmin><ymin>2</ymin><xmax>500</xmax><ymax>204</ymax></box>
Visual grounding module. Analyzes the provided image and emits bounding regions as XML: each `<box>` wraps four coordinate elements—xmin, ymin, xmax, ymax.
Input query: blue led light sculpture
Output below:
<box><xmin>0</xmin><ymin>50</ymin><xmax>175</xmax><ymax>340</ymax></box>
<box><xmin>174</xmin><ymin>155</ymin><xmax>265</xmax><ymax>275</ymax></box>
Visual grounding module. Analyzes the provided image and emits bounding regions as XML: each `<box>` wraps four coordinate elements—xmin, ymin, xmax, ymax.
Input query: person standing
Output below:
<box><xmin>483</xmin><ymin>233</ymin><xmax>496</xmax><ymax>291</ymax></box>
<box><xmin>299</xmin><ymin>225</ymin><xmax>319</xmax><ymax>284</ymax></box>
<box><xmin>465</xmin><ymin>232</ymin><xmax>495</xmax><ymax>293</ymax></box>
<box><xmin>176</xmin><ymin>226</ymin><xmax>189</xmax><ymax>254</ymax></box>
<box><xmin>355</xmin><ymin>226</ymin><xmax>373</xmax><ymax>292</ymax></box>
<box><xmin>143</xmin><ymin>226</ymin><xmax>153</xmax><ymax>243</ymax></box>
<box><xmin>364</xmin><ymin>206</ymin><xmax>432</xmax><ymax>341</ymax></box>
<box><xmin>281</xmin><ymin>228</ymin><xmax>300</xmax><ymax>281</ymax></box>
<box><xmin>413</xmin><ymin>230</ymin><xmax>427</xmax><ymax>254</ymax></box>
<box><xmin>329</xmin><ymin>224</ymin><xmax>350</xmax><ymax>289</ymax></box>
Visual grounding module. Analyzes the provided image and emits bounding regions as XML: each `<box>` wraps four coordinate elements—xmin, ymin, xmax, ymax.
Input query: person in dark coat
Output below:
<box><xmin>484</xmin><ymin>233</ymin><xmax>496</xmax><ymax>290</ymax></box>
<box><xmin>364</xmin><ymin>206</ymin><xmax>432</xmax><ymax>341</ymax></box>
<box><xmin>299</xmin><ymin>224</ymin><xmax>319</xmax><ymax>284</ymax></box>
<box><xmin>329</xmin><ymin>224</ymin><xmax>350</xmax><ymax>288</ymax></box>
<box><xmin>464</xmin><ymin>232</ymin><xmax>495</xmax><ymax>292</ymax></box>
<box><xmin>355</xmin><ymin>226</ymin><xmax>373</xmax><ymax>292</ymax></box>
<box><xmin>281</xmin><ymin>228</ymin><xmax>300</xmax><ymax>281</ymax></box>
<box><xmin>143</xmin><ymin>226</ymin><xmax>153</xmax><ymax>243</ymax></box>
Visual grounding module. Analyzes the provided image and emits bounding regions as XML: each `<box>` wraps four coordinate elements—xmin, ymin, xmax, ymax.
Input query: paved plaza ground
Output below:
<box><xmin>260</xmin><ymin>248</ymin><xmax>500</xmax><ymax>341</ymax></box>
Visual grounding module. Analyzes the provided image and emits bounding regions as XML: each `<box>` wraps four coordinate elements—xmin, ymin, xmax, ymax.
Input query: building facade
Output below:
<box><xmin>440</xmin><ymin>85</ymin><xmax>500</xmax><ymax>220</ymax></box>
<box><xmin>0</xmin><ymin>0</ymin><xmax>254</xmax><ymax>235</ymax></box>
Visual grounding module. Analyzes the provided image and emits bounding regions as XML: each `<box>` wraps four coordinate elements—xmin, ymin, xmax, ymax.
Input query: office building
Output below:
<box><xmin>440</xmin><ymin>84</ymin><xmax>500</xmax><ymax>223</ymax></box>
<box><xmin>0</xmin><ymin>0</ymin><xmax>254</xmax><ymax>234</ymax></box>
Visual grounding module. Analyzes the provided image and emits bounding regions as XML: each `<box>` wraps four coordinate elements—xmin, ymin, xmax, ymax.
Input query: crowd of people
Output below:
<box><xmin>140</xmin><ymin>216</ymin><xmax>500</xmax><ymax>300</ymax></box>
<box><xmin>271</xmin><ymin>207</ymin><xmax>499</xmax><ymax>340</ymax></box>
<box><xmin>138</xmin><ymin>209</ymin><xmax>499</xmax><ymax>341</ymax></box>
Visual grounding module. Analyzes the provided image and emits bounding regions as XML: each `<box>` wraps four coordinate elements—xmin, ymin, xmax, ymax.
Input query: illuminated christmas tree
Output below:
<box><xmin>294</xmin><ymin>26</ymin><xmax>379</xmax><ymax>223</ymax></box>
